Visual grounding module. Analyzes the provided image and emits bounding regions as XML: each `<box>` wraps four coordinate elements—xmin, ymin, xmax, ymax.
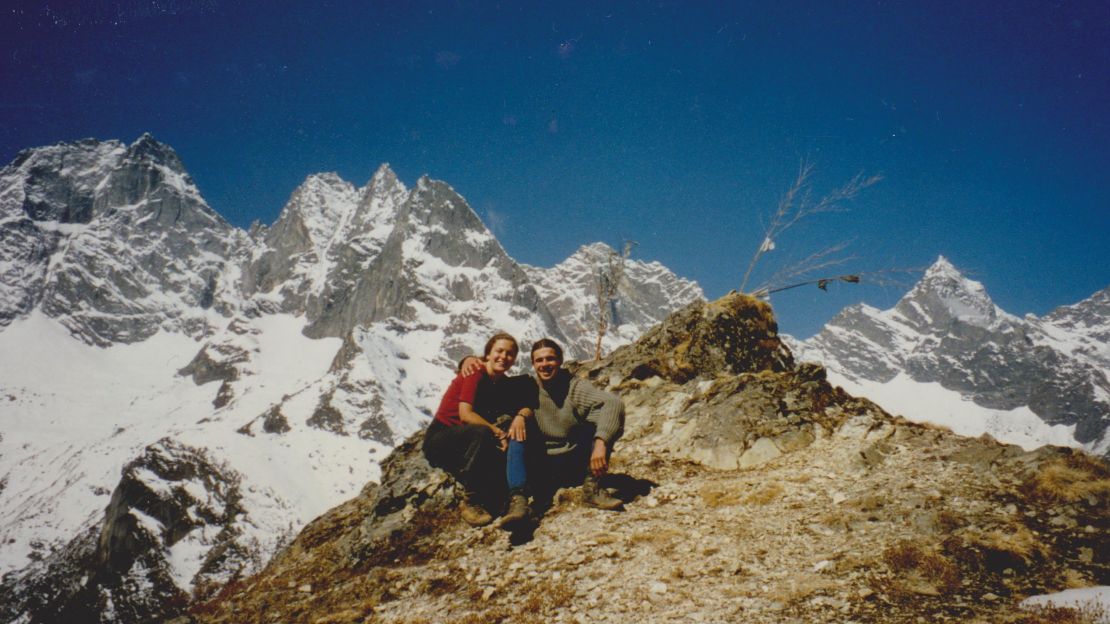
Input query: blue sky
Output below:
<box><xmin>3</xmin><ymin>1</ymin><xmax>1108</xmax><ymax>338</ymax></box>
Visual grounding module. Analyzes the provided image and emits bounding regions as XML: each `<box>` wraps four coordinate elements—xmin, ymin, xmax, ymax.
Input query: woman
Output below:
<box><xmin>422</xmin><ymin>332</ymin><xmax>534</xmax><ymax>527</ymax></box>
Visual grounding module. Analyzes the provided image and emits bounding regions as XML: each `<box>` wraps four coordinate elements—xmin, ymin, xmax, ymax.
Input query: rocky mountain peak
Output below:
<box><xmin>347</xmin><ymin>164</ymin><xmax>407</xmax><ymax>244</ymax></box>
<box><xmin>267</xmin><ymin>172</ymin><xmax>360</xmax><ymax>252</ymax></box>
<box><xmin>400</xmin><ymin>175</ymin><xmax>502</xmax><ymax>268</ymax></box>
<box><xmin>793</xmin><ymin>256</ymin><xmax>1110</xmax><ymax>458</ymax></box>
<box><xmin>125</xmin><ymin>132</ymin><xmax>187</xmax><ymax>173</ymax></box>
<box><xmin>366</xmin><ymin>162</ymin><xmax>401</xmax><ymax>191</ymax></box>
<box><xmin>0</xmin><ymin>134</ymin><xmax>238</xmax><ymax>343</ymax></box>
<box><xmin>895</xmin><ymin>256</ymin><xmax>1003</xmax><ymax>331</ymax></box>
<box><xmin>1046</xmin><ymin>285</ymin><xmax>1110</xmax><ymax>331</ymax></box>
<box><xmin>523</xmin><ymin>243</ymin><xmax>705</xmax><ymax>360</ymax></box>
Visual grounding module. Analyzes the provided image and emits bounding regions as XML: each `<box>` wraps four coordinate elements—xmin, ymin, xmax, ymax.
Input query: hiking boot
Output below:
<box><xmin>500</xmin><ymin>494</ymin><xmax>530</xmax><ymax>528</ymax></box>
<box><xmin>459</xmin><ymin>495</ymin><xmax>493</xmax><ymax>527</ymax></box>
<box><xmin>581</xmin><ymin>475</ymin><xmax>622</xmax><ymax>510</ymax></box>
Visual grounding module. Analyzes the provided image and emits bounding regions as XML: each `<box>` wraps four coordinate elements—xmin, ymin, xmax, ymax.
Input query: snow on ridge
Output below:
<box><xmin>827</xmin><ymin>370</ymin><xmax>1082</xmax><ymax>452</ymax></box>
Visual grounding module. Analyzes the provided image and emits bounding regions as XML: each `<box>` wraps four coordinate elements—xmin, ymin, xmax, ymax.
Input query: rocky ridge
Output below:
<box><xmin>0</xmin><ymin>135</ymin><xmax>701</xmax><ymax>623</ymax></box>
<box><xmin>791</xmin><ymin>257</ymin><xmax>1110</xmax><ymax>458</ymax></box>
<box><xmin>186</xmin><ymin>294</ymin><xmax>1109</xmax><ymax>624</ymax></box>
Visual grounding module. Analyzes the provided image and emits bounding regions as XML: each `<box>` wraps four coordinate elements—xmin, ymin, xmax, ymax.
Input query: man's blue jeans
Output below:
<box><xmin>507</xmin><ymin>439</ymin><xmax>527</xmax><ymax>494</ymax></box>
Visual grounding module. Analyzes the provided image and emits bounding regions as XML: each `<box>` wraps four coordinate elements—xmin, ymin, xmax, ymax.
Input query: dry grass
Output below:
<box><xmin>592</xmin><ymin>532</ymin><xmax>619</xmax><ymax>545</ymax></box>
<box><xmin>766</xmin><ymin>572</ymin><xmax>839</xmax><ymax>604</ymax></box>
<box><xmin>743</xmin><ymin>482</ymin><xmax>784</xmax><ymax>505</ymax></box>
<box><xmin>952</xmin><ymin>524</ymin><xmax>1049</xmax><ymax>572</ymax></box>
<box><xmin>698</xmin><ymin>483</ymin><xmax>744</xmax><ymax>507</ymax></box>
<box><xmin>1025</xmin><ymin>454</ymin><xmax>1110</xmax><ymax>504</ymax></box>
<box><xmin>628</xmin><ymin>527</ymin><xmax>683</xmax><ymax>546</ymax></box>
<box><xmin>880</xmin><ymin>540</ymin><xmax>961</xmax><ymax>600</ymax></box>
<box><xmin>519</xmin><ymin>579</ymin><xmax>575</xmax><ymax>617</ymax></box>
<box><xmin>936</xmin><ymin>508</ymin><xmax>964</xmax><ymax>533</ymax></box>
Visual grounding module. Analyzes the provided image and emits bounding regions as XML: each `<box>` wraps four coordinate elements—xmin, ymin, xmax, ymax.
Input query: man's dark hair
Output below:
<box><xmin>529</xmin><ymin>338</ymin><xmax>564</xmax><ymax>363</ymax></box>
<box><xmin>484</xmin><ymin>332</ymin><xmax>519</xmax><ymax>356</ymax></box>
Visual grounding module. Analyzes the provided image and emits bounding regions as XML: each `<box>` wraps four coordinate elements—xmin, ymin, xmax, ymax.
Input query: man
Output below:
<box><xmin>529</xmin><ymin>338</ymin><xmax>624</xmax><ymax>510</ymax></box>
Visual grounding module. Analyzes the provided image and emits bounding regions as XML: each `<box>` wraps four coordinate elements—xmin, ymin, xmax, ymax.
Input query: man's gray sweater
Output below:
<box><xmin>533</xmin><ymin>370</ymin><xmax>624</xmax><ymax>455</ymax></box>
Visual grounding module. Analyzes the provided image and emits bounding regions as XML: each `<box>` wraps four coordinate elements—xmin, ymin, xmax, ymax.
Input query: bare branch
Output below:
<box><xmin>762</xmin><ymin>266</ymin><xmax>926</xmax><ymax>297</ymax></box>
<box><xmin>740</xmin><ymin>160</ymin><xmax>881</xmax><ymax>293</ymax></box>
<box><xmin>759</xmin><ymin>240</ymin><xmax>857</xmax><ymax>291</ymax></box>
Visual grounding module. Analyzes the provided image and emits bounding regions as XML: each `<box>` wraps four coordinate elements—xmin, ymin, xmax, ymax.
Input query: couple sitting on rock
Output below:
<box><xmin>422</xmin><ymin>333</ymin><xmax>624</xmax><ymax>528</ymax></box>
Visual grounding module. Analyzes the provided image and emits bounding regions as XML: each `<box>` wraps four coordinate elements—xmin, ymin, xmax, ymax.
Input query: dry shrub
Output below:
<box><xmin>1025</xmin><ymin>453</ymin><xmax>1110</xmax><ymax>504</ymax></box>
<box><xmin>1062</xmin><ymin>568</ymin><xmax>1091</xmax><ymax>589</ymax></box>
<box><xmin>520</xmin><ymin>579</ymin><xmax>575</xmax><ymax>615</ymax></box>
<box><xmin>915</xmin><ymin>420</ymin><xmax>954</xmax><ymax>435</ymax></box>
<box><xmin>843</xmin><ymin>494</ymin><xmax>883</xmax><ymax>513</ymax></box>
<box><xmin>354</xmin><ymin>507</ymin><xmax>458</xmax><ymax>570</ymax></box>
<box><xmin>817</xmin><ymin>509</ymin><xmax>855</xmax><ymax>530</ymax></box>
<box><xmin>189</xmin><ymin>577</ymin><xmax>251</xmax><ymax>616</ymax></box>
<box><xmin>743</xmin><ymin>483</ymin><xmax>784</xmax><ymax>506</ymax></box>
<box><xmin>421</xmin><ymin>572</ymin><xmax>463</xmax><ymax>597</ymax></box>
<box><xmin>881</xmin><ymin>540</ymin><xmax>961</xmax><ymax>598</ymax></box>
<box><xmin>936</xmin><ymin>509</ymin><xmax>963</xmax><ymax>533</ymax></box>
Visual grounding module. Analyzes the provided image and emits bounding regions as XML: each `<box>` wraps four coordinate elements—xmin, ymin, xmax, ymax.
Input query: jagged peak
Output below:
<box><xmin>367</xmin><ymin>162</ymin><xmax>402</xmax><ymax>188</ymax></box>
<box><xmin>412</xmin><ymin>174</ymin><xmax>462</xmax><ymax>197</ymax></box>
<box><xmin>576</xmin><ymin>241</ymin><xmax>616</xmax><ymax>257</ymax></box>
<box><xmin>911</xmin><ymin>256</ymin><xmax>991</xmax><ymax>301</ymax></box>
<box><xmin>125</xmin><ymin>132</ymin><xmax>185</xmax><ymax>170</ymax></box>
<box><xmin>274</xmin><ymin>172</ymin><xmax>359</xmax><ymax>232</ymax></box>
<box><xmin>358</xmin><ymin>163</ymin><xmax>408</xmax><ymax>203</ymax></box>
<box><xmin>299</xmin><ymin>171</ymin><xmax>355</xmax><ymax>192</ymax></box>
<box><xmin>923</xmin><ymin>255</ymin><xmax>962</xmax><ymax>279</ymax></box>
<box><xmin>896</xmin><ymin>256</ymin><xmax>1005</xmax><ymax>329</ymax></box>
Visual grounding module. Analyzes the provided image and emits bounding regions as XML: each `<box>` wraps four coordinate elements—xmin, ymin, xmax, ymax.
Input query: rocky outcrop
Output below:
<box><xmin>579</xmin><ymin>292</ymin><xmax>794</xmax><ymax>387</ymax></box>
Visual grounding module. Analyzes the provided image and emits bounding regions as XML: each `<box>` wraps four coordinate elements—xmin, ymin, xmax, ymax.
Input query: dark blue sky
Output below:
<box><xmin>3</xmin><ymin>1</ymin><xmax>1108</xmax><ymax>337</ymax></box>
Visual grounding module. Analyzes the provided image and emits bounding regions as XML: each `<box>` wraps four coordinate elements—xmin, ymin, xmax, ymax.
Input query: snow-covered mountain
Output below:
<box><xmin>523</xmin><ymin>242</ymin><xmax>704</xmax><ymax>359</ymax></box>
<box><xmin>0</xmin><ymin>135</ymin><xmax>702</xmax><ymax>622</ymax></box>
<box><xmin>790</xmin><ymin>257</ymin><xmax>1110</xmax><ymax>457</ymax></box>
